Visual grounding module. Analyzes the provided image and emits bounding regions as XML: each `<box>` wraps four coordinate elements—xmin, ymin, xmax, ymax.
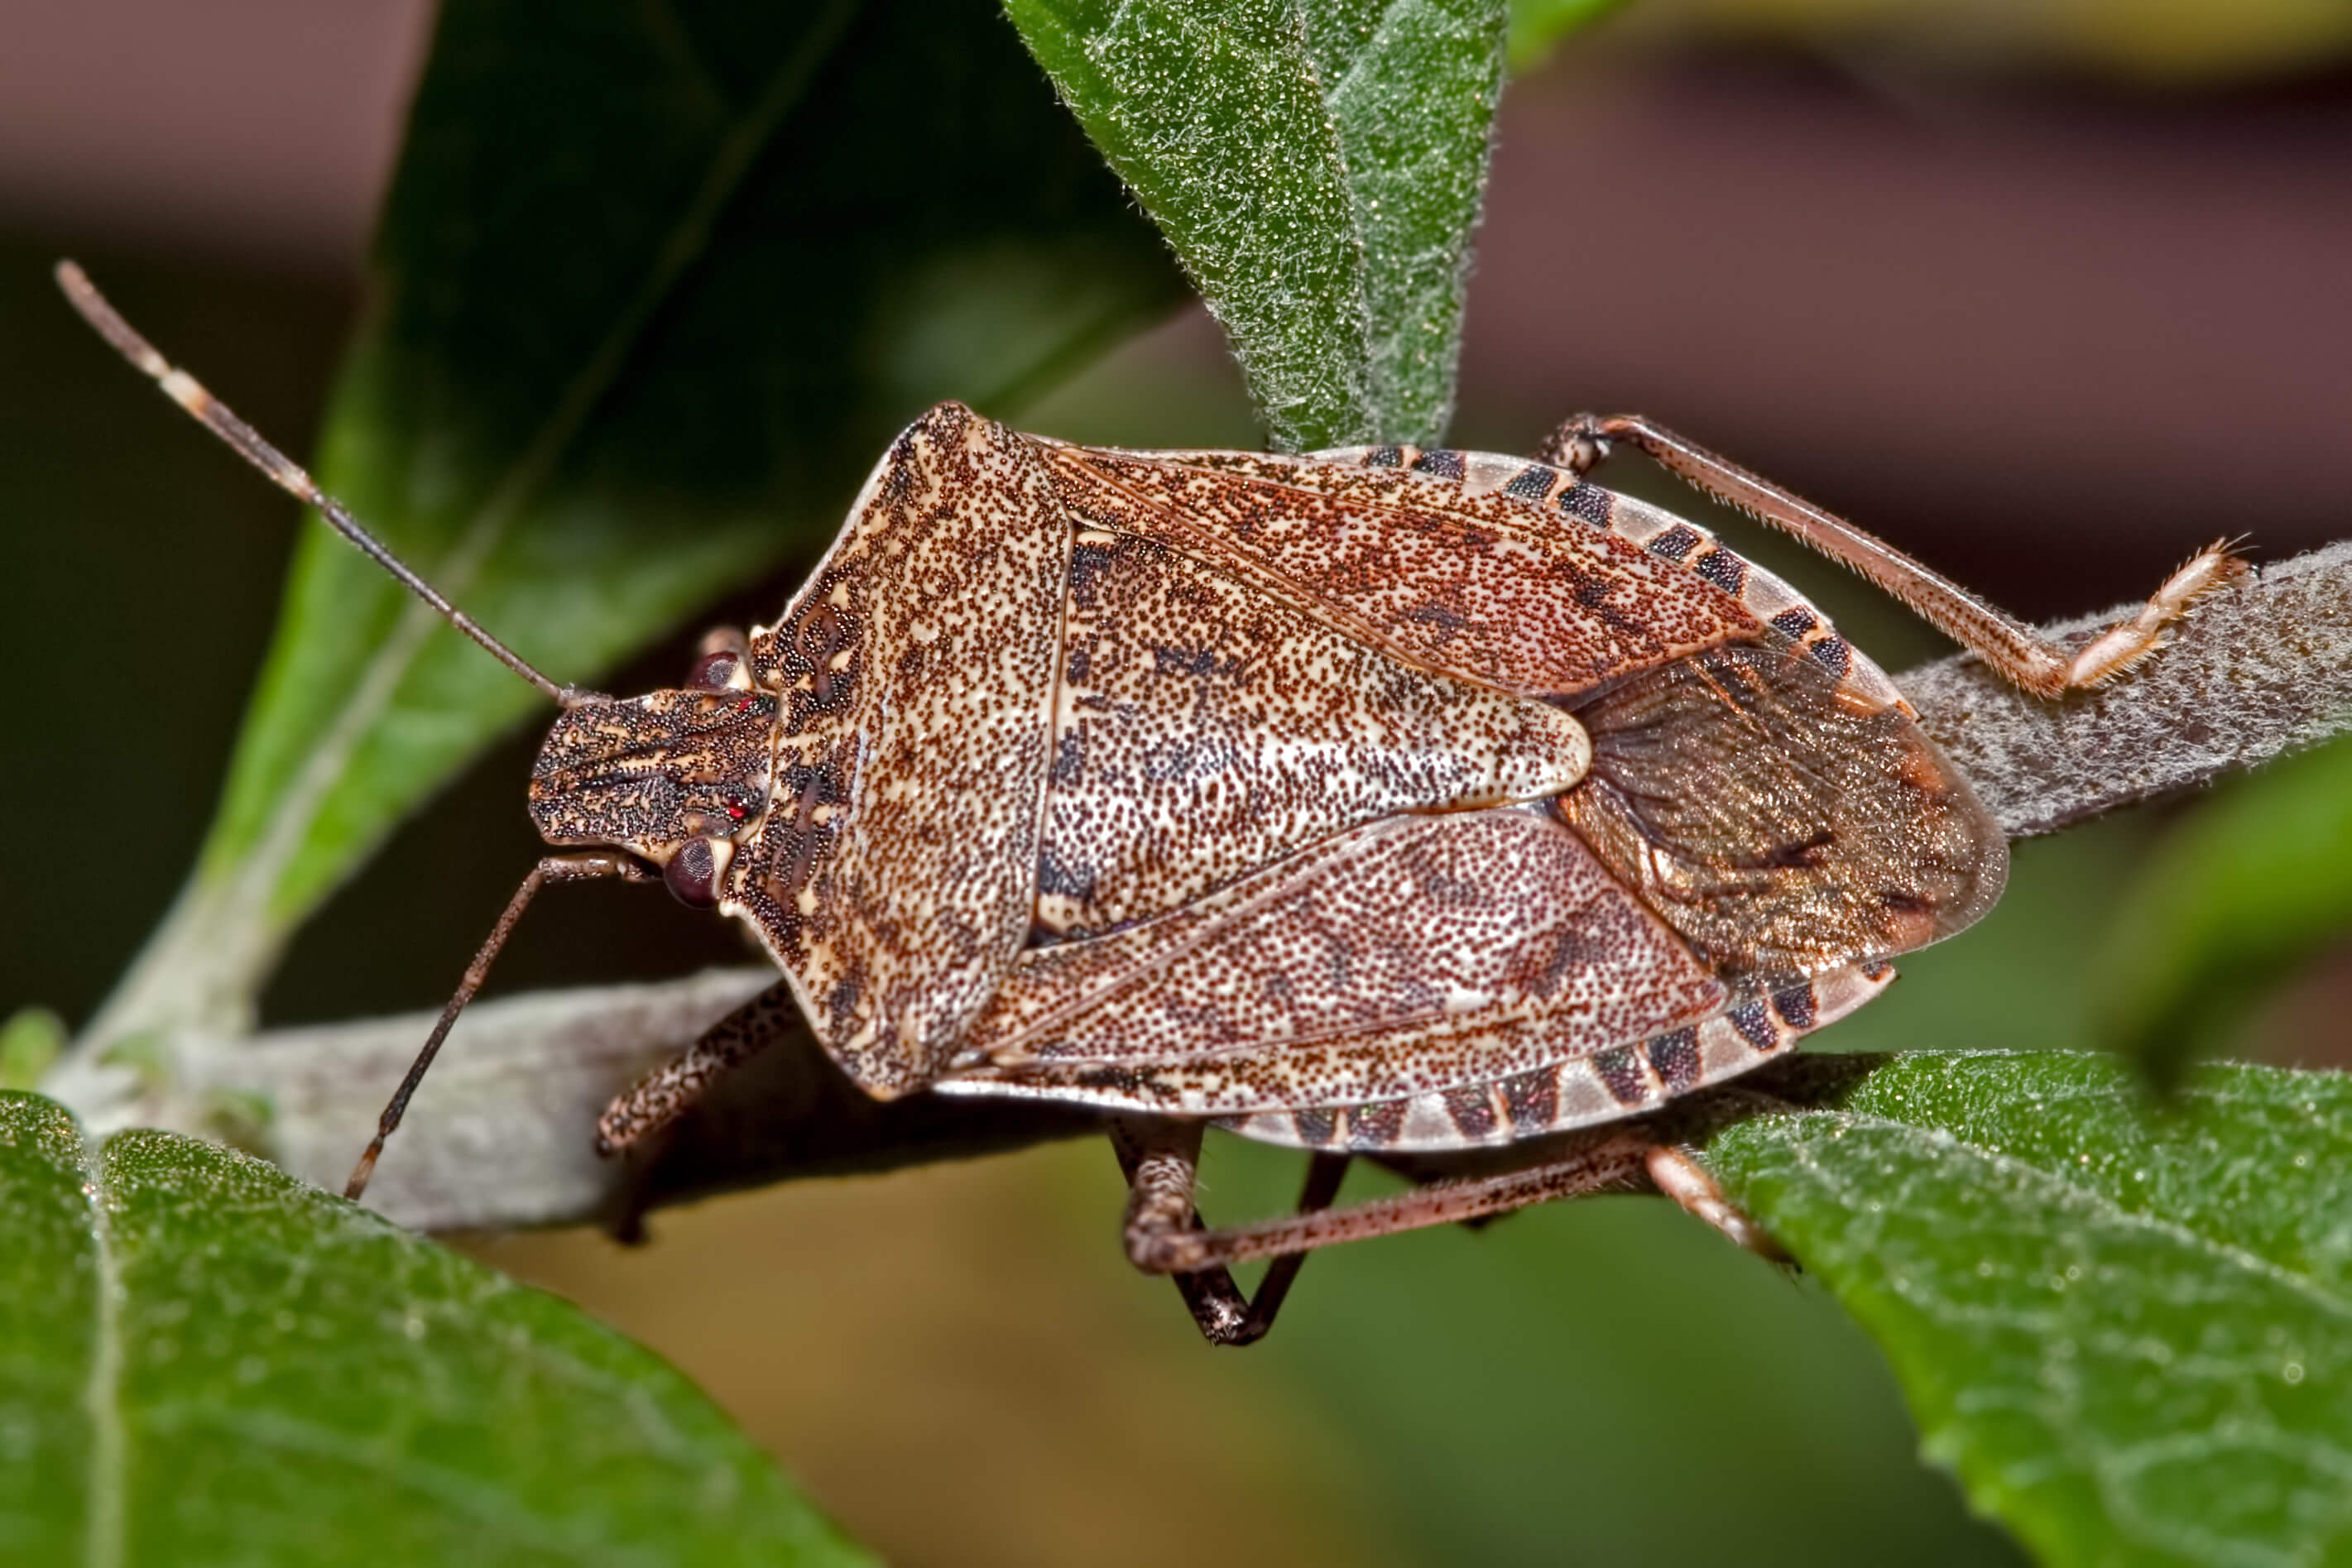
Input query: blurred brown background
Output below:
<box><xmin>5</xmin><ymin>1</ymin><xmax>2349</xmax><ymax>1563</ymax></box>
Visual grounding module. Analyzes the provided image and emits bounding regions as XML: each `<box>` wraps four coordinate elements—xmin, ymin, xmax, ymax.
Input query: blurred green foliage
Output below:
<box><xmin>1586</xmin><ymin>0</ymin><xmax>2352</xmax><ymax>83</ymax></box>
<box><xmin>2093</xmin><ymin>735</ymin><xmax>2352</xmax><ymax>1084</ymax></box>
<box><xmin>0</xmin><ymin>1010</ymin><xmax>65</xmax><ymax>1092</ymax></box>
<box><xmin>1509</xmin><ymin>0</ymin><xmax>1633</xmax><ymax>65</ymax></box>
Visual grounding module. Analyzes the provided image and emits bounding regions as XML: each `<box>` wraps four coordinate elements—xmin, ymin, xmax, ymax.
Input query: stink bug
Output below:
<box><xmin>62</xmin><ymin>263</ymin><xmax>2240</xmax><ymax>1345</ymax></box>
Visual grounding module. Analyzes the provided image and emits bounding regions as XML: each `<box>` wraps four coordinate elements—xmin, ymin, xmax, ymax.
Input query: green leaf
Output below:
<box><xmin>94</xmin><ymin>0</ymin><xmax>1184</xmax><ymax>1039</ymax></box>
<box><xmin>1505</xmin><ymin>0</ymin><xmax>1627</xmax><ymax>66</ymax></box>
<box><xmin>1705</xmin><ymin>1053</ymin><xmax>2352</xmax><ymax>1567</ymax></box>
<box><xmin>0</xmin><ymin>1091</ymin><xmax>866</xmax><ymax>1566</ymax></box>
<box><xmin>0</xmin><ymin>1009</ymin><xmax>64</xmax><ymax>1091</ymax></box>
<box><xmin>1003</xmin><ymin>0</ymin><xmax>1508</xmax><ymax>451</ymax></box>
<box><xmin>2090</xmin><ymin>735</ymin><xmax>2352</xmax><ymax>1084</ymax></box>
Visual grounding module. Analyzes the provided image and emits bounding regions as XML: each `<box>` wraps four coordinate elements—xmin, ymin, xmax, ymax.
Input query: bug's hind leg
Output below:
<box><xmin>1115</xmin><ymin>1120</ymin><xmax>1347</xmax><ymax>1346</ymax></box>
<box><xmin>597</xmin><ymin>980</ymin><xmax>803</xmax><ymax>1155</ymax></box>
<box><xmin>1644</xmin><ymin>1144</ymin><xmax>1786</xmax><ymax>1262</ymax></box>
<box><xmin>1540</xmin><ymin>413</ymin><xmax>2243</xmax><ymax>696</ymax></box>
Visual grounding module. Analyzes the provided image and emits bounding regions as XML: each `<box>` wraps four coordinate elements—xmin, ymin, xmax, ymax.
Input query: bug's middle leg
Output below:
<box><xmin>1540</xmin><ymin>411</ymin><xmax>2242</xmax><ymax>695</ymax></box>
<box><xmin>1122</xmin><ymin>1124</ymin><xmax>1789</xmax><ymax>1321</ymax></box>
<box><xmin>1114</xmin><ymin>1119</ymin><xmax>1348</xmax><ymax>1347</ymax></box>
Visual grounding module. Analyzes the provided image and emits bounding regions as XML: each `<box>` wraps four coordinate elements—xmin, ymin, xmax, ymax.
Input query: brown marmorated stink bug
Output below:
<box><xmin>62</xmin><ymin>262</ymin><xmax>2240</xmax><ymax>1345</ymax></box>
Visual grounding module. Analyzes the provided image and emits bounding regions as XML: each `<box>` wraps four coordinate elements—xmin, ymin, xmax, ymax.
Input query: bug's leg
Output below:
<box><xmin>1538</xmin><ymin>412</ymin><xmax>2244</xmax><ymax>696</ymax></box>
<box><xmin>1114</xmin><ymin>1120</ymin><xmax>1257</xmax><ymax>1344</ymax></box>
<box><xmin>1130</xmin><ymin>1131</ymin><xmax>1682</xmax><ymax>1280</ymax></box>
<box><xmin>345</xmin><ymin>851</ymin><xmax>653</xmax><ymax>1200</ymax></box>
<box><xmin>1644</xmin><ymin>1144</ymin><xmax>1787</xmax><ymax>1262</ymax></box>
<box><xmin>1114</xmin><ymin>1120</ymin><xmax>1348</xmax><ymax>1346</ymax></box>
<box><xmin>596</xmin><ymin>980</ymin><xmax>804</xmax><ymax>1154</ymax></box>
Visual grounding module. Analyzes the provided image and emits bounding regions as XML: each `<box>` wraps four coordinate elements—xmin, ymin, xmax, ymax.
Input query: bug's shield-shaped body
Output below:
<box><xmin>535</xmin><ymin>402</ymin><xmax>2003</xmax><ymax>1156</ymax></box>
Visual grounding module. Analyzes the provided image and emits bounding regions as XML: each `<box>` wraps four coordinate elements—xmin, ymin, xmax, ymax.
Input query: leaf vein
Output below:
<box><xmin>76</xmin><ymin>1135</ymin><xmax>122</xmax><ymax>1568</ymax></box>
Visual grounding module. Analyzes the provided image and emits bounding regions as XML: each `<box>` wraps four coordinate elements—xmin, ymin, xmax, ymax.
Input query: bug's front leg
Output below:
<box><xmin>597</xmin><ymin>980</ymin><xmax>804</xmax><ymax>1154</ymax></box>
<box><xmin>1542</xmin><ymin>412</ymin><xmax>2243</xmax><ymax>695</ymax></box>
<box><xmin>1113</xmin><ymin>1119</ymin><xmax>1347</xmax><ymax>1347</ymax></box>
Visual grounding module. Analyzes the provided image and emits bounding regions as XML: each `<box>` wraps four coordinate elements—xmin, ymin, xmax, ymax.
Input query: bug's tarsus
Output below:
<box><xmin>344</xmin><ymin>851</ymin><xmax>651</xmax><ymax>1201</ymax></box>
<box><xmin>54</xmin><ymin>259</ymin><xmax>585</xmax><ymax>707</ymax></box>
<box><xmin>1542</xmin><ymin>411</ymin><xmax>2247</xmax><ymax>697</ymax></box>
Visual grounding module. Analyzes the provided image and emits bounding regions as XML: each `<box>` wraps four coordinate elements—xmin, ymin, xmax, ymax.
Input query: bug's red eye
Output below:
<box><xmin>688</xmin><ymin>650</ymin><xmax>742</xmax><ymax>689</ymax></box>
<box><xmin>664</xmin><ymin>837</ymin><xmax>722</xmax><ymax>908</ymax></box>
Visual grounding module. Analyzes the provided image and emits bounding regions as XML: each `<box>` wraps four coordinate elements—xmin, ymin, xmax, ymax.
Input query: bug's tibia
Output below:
<box><xmin>1644</xmin><ymin>1145</ymin><xmax>1786</xmax><ymax>1261</ymax></box>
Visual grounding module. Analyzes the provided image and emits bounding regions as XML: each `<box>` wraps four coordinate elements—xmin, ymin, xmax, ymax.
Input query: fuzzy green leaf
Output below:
<box><xmin>1003</xmin><ymin>0</ymin><xmax>1508</xmax><ymax>450</ymax></box>
<box><xmin>0</xmin><ymin>1091</ymin><xmax>866</xmax><ymax>1565</ymax></box>
<box><xmin>1706</xmin><ymin>1053</ymin><xmax>2352</xmax><ymax>1566</ymax></box>
<box><xmin>2090</xmin><ymin>735</ymin><xmax>2352</xmax><ymax>1084</ymax></box>
<box><xmin>94</xmin><ymin>0</ymin><xmax>1183</xmax><ymax>1040</ymax></box>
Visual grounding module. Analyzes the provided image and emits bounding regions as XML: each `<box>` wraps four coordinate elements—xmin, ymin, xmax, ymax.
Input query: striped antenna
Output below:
<box><xmin>55</xmin><ymin>260</ymin><xmax>584</xmax><ymax>708</ymax></box>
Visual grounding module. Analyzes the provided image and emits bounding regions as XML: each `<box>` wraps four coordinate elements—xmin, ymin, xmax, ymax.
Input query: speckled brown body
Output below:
<box><xmin>61</xmin><ymin>261</ymin><xmax>2239</xmax><ymax>1343</ymax></box>
<box><xmin>539</xmin><ymin>401</ymin><xmax>2005</xmax><ymax>1158</ymax></box>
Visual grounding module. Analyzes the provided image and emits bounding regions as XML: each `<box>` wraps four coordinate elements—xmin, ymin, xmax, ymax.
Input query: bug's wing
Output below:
<box><xmin>1043</xmin><ymin>446</ymin><xmax>1764</xmax><ymax>699</ymax></box>
<box><xmin>940</xmin><ymin>806</ymin><xmax>1727</xmax><ymax>1117</ymax></box>
<box><xmin>1558</xmin><ymin>639</ymin><xmax>2006</xmax><ymax>976</ymax></box>
<box><xmin>1048</xmin><ymin>440</ymin><xmax>2001</xmax><ymax>966</ymax></box>
<box><xmin>733</xmin><ymin>405</ymin><xmax>1071</xmax><ymax>1097</ymax></box>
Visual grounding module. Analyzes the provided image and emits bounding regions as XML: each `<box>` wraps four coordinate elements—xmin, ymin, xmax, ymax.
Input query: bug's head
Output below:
<box><xmin>528</xmin><ymin>655</ymin><xmax>777</xmax><ymax>909</ymax></box>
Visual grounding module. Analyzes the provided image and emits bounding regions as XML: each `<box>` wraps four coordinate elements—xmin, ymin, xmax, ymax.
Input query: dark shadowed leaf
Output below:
<box><xmin>1003</xmin><ymin>0</ymin><xmax>1507</xmax><ymax>450</ymax></box>
<box><xmin>1705</xmin><ymin>1053</ymin><xmax>2352</xmax><ymax>1567</ymax></box>
<box><xmin>2090</xmin><ymin>735</ymin><xmax>2352</xmax><ymax>1084</ymax></box>
<box><xmin>0</xmin><ymin>1091</ymin><xmax>867</xmax><ymax>1566</ymax></box>
<box><xmin>91</xmin><ymin>0</ymin><xmax>1184</xmax><ymax>1042</ymax></box>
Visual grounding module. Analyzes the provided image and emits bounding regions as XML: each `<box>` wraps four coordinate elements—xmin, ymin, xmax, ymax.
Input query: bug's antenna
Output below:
<box><xmin>55</xmin><ymin>260</ymin><xmax>586</xmax><ymax>708</ymax></box>
<box><xmin>343</xmin><ymin>851</ymin><xmax>650</xmax><ymax>1201</ymax></box>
